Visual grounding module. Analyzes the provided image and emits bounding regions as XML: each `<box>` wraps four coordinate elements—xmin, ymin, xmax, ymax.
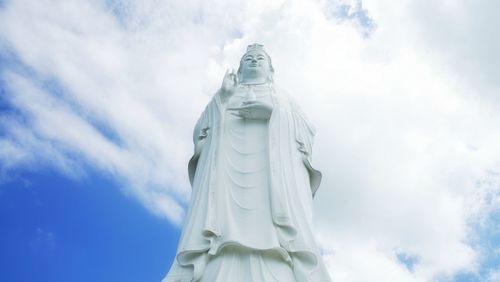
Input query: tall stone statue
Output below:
<box><xmin>163</xmin><ymin>44</ymin><xmax>332</xmax><ymax>282</ymax></box>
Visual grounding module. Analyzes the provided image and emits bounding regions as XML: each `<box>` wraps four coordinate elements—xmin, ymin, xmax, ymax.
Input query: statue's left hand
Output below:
<box><xmin>226</xmin><ymin>100</ymin><xmax>273</xmax><ymax>120</ymax></box>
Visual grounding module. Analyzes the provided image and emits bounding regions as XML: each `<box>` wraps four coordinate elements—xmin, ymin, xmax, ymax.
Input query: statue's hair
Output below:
<box><xmin>237</xmin><ymin>50</ymin><xmax>275</xmax><ymax>83</ymax></box>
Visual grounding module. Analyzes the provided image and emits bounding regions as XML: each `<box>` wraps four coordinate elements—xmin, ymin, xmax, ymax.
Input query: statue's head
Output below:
<box><xmin>237</xmin><ymin>43</ymin><xmax>275</xmax><ymax>84</ymax></box>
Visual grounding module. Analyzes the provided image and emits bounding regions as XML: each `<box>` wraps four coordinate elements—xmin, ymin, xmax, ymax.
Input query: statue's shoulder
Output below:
<box><xmin>273</xmin><ymin>87</ymin><xmax>304</xmax><ymax>110</ymax></box>
<box><xmin>272</xmin><ymin>86</ymin><xmax>289</xmax><ymax>96</ymax></box>
<box><xmin>273</xmin><ymin>86</ymin><xmax>313</xmax><ymax>127</ymax></box>
<box><xmin>271</xmin><ymin>86</ymin><xmax>293</xmax><ymax>104</ymax></box>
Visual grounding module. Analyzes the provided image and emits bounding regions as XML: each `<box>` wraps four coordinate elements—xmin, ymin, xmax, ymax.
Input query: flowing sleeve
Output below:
<box><xmin>290</xmin><ymin>100</ymin><xmax>322</xmax><ymax>197</ymax></box>
<box><xmin>187</xmin><ymin>91</ymin><xmax>222</xmax><ymax>186</ymax></box>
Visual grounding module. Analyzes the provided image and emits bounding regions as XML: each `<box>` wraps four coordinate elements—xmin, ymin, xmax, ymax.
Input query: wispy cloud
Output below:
<box><xmin>30</xmin><ymin>227</ymin><xmax>56</xmax><ymax>251</ymax></box>
<box><xmin>1</xmin><ymin>0</ymin><xmax>499</xmax><ymax>280</ymax></box>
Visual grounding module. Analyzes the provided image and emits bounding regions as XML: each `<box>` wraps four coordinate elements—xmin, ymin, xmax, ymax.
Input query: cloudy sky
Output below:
<box><xmin>1</xmin><ymin>0</ymin><xmax>499</xmax><ymax>281</ymax></box>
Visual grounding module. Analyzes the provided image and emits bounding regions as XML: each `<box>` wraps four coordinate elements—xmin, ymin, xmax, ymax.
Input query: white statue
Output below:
<box><xmin>163</xmin><ymin>44</ymin><xmax>332</xmax><ymax>282</ymax></box>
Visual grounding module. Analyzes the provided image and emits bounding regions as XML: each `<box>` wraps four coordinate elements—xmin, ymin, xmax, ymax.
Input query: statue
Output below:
<box><xmin>163</xmin><ymin>44</ymin><xmax>332</xmax><ymax>282</ymax></box>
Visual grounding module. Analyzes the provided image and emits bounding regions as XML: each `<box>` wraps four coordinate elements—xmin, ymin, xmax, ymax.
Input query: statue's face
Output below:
<box><xmin>238</xmin><ymin>50</ymin><xmax>272</xmax><ymax>81</ymax></box>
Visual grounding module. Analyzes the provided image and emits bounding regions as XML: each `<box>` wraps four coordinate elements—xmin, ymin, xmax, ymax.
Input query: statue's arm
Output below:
<box><xmin>191</xmin><ymin>91</ymin><xmax>223</xmax><ymax>153</ymax></box>
<box><xmin>192</xmin><ymin>112</ymin><xmax>210</xmax><ymax>157</ymax></box>
<box><xmin>188</xmin><ymin>93</ymin><xmax>222</xmax><ymax>186</ymax></box>
<box><xmin>188</xmin><ymin>99</ymin><xmax>212</xmax><ymax>186</ymax></box>
<box><xmin>290</xmin><ymin>100</ymin><xmax>322</xmax><ymax>196</ymax></box>
<box><xmin>291</xmin><ymin>100</ymin><xmax>316</xmax><ymax>157</ymax></box>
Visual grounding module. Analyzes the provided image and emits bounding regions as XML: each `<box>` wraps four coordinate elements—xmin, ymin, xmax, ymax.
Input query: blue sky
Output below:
<box><xmin>0</xmin><ymin>168</ymin><xmax>179</xmax><ymax>282</ymax></box>
<box><xmin>1</xmin><ymin>0</ymin><xmax>500</xmax><ymax>281</ymax></box>
<box><xmin>0</xmin><ymin>47</ymin><xmax>179</xmax><ymax>281</ymax></box>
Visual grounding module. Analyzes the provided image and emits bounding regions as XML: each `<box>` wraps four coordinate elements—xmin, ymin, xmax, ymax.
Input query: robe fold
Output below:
<box><xmin>163</xmin><ymin>84</ymin><xmax>332</xmax><ymax>282</ymax></box>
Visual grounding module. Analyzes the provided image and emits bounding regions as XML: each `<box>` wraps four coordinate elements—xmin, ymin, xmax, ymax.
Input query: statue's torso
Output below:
<box><xmin>164</xmin><ymin>84</ymin><xmax>332</xmax><ymax>282</ymax></box>
<box><xmin>215</xmin><ymin>84</ymin><xmax>280</xmax><ymax>249</ymax></box>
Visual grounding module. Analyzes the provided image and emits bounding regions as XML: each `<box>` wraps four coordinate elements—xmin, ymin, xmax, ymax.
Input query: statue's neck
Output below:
<box><xmin>239</xmin><ymin>76</ymin><xmax>267</xmax><ymax>85</ymax></box>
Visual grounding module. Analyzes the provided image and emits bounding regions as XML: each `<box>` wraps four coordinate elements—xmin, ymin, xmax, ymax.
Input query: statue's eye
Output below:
<box><xmin>257</xmin><ymin>56</ymin><xmax>265</xmax><ymax>60</ymax></box>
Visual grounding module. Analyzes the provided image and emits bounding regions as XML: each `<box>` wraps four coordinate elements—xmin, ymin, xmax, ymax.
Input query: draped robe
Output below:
<box><xmin>163</xmin><ymin>84</ymin><xmax>332</xmax><ymax>282</ymax></box>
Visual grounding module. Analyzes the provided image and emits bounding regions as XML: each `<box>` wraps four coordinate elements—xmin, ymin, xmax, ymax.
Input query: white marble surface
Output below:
<box><xmin>163</xmin><ymin>44</ymin><xmax>331</xmax><ymax>282</ymax></box>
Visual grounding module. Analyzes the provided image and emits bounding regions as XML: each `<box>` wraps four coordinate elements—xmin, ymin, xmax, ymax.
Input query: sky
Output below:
<box><xmin>0</xmin><ymin>0</ymin><xmax>499</xmax><ymax>281</ymax></box>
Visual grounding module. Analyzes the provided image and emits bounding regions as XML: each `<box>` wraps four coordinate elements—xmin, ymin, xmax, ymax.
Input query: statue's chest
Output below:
<box><xmin>227</xmin><ymin>86</ymin><xmax>272</xmax><ymax>107</ymax></box>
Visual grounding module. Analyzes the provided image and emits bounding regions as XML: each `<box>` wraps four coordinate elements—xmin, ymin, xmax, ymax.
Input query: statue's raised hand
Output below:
<box><xmin>220</xmin><ymin>69</ymin><xmax>237</xmax><ymax>102</ymax></box>
<box><xmin>227</xmin><ymin>100</ymin><xmax>273</xmax><ymax>120</ymax></box>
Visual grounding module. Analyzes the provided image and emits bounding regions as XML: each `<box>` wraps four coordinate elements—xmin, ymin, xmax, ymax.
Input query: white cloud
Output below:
<box><xmin>489</xmin><ymin>269</ymin><xmax>500</xmax><ymax>282</ymax></box>
<box><xmin>1</xmin><ymin>0</ymin><xmax>499</xmax><ymax>280</ymax></box>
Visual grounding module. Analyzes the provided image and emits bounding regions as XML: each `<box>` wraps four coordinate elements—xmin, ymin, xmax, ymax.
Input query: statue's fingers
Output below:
<box><xmin>234</xmin><ymin>71</ymin><xmax>239</xmax><ymax>84</ymax></box>
<box><xmin>238</xmin><ymin>104</ymin><xmax>254</xmax><ymax>110</ymax></box>
<box><xmin>230</xmin><ymin>73</ymin><xmax>237</xmax><ymax>84</ymax></box>
<box><xmin>242</xmin><ymin>109</ymin><xmax>251</xmax><ymax>115</ymax></box>
<box><xmin>241</xmin><ymin>101</ymin><xmax>256</xmax><ymax>105</ymax></box>
<box><xmin>230</xmin><ymin>112</ymin><xmax>243</xmax><ymax>118</ymax></box>
<box><xmin>228</xmin><ymin>104</ymin><xmax>253</xmax><ymax>110</ymax></box>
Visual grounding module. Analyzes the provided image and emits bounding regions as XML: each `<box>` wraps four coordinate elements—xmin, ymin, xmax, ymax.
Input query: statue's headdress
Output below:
<box><xmin>246</xmin><ymin>43</ymin><xmax>264</xmax><ymax>53</ymax></box>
